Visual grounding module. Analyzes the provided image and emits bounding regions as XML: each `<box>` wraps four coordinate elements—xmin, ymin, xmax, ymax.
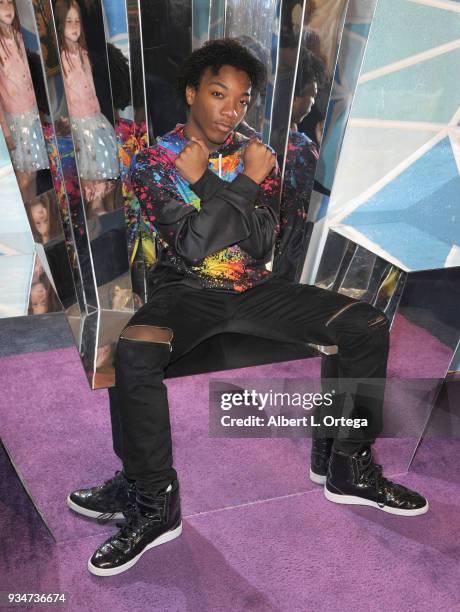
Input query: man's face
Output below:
<box><xmin>185</xmin><ymin>65</ymin><xmax>252</xmax><ymax>150</ymax></box>
<box><xmin>292</xmin><ymin>81</ymin><xmax>317</xmax><ymax>125</ymax></box>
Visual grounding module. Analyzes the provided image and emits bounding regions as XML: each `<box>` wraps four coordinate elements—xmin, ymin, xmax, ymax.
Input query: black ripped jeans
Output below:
<box><xmin>108</xmin><ymin>277</ymin><xmax>390</xmax><ymax>491</ymax></box>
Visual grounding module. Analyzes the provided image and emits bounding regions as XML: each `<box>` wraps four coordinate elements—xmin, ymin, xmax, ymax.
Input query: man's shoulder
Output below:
<box><xmin>131</xmin><ymin>141</ymin><xmax>176</xmax><ymax>174</ymax></box>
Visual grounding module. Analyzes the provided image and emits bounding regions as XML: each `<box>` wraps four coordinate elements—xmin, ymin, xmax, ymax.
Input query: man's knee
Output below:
<box><xmin>329</xmin><ymin>302</ymin><xmax>390</xmax><ymax>340</ymax></box>
<box><xmin>115</xmin><ymin>325</ymin><xmax>173</xmax><ymax>376</ymax></box>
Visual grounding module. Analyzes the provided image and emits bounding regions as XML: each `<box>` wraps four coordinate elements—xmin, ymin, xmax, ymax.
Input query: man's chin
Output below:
<box><xmin>209</xmin><ymin>131</ymin><xmax>232</xmax><ymax>144</ymax></box>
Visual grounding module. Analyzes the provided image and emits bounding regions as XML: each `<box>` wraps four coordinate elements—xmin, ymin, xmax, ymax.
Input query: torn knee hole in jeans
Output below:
<box><xmin>120</xmin><ymin>325</ymin><xmax>173</xmax><ymax>349</ymax></box>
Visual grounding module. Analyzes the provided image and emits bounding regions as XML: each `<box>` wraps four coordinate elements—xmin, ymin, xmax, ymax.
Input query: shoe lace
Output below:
<box><xmin>356</xmin><ymin>454</ymin><xmax>388</xmax><ymax>508</ymax></box>
<box><xmin>112</xmin><ymin>494</ymin><xmax>166</xmax><ymax>545</ymax></box>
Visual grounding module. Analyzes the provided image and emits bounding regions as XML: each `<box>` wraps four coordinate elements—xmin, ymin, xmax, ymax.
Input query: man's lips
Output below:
<box><xmin>215</xmin><ymin>122</ymin><xmax>233</xmax><ymax>132</ymax></box>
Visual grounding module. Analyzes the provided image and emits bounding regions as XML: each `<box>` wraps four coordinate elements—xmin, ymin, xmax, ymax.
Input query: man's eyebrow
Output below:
<box><xmin>208</xmin><ymin>80</ymin><xmax>251</xmax><ymax>96</ymax></box>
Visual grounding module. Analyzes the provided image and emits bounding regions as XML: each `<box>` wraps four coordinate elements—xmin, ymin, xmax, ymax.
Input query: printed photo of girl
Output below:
<box><xmin>0</xmin><ymin>0</ymin><xmax>49</xmax><ymax>202</ymax></box>
<box><xmin>54</xmin><ymin>0</ymin><xmax>119</xmax><ymax>218</ymax></box>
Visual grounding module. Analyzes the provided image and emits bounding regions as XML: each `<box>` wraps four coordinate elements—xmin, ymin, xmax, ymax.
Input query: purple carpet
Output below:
<box><xmin>1</xmin><ymin>314</ymin><xmax>459</xmax><ymax>610</ymax></box>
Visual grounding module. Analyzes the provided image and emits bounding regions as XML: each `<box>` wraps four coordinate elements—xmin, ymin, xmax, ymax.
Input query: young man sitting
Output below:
<box><xmin>67</xmin><ymin>38</ymin><xmax>428</xmax><ymax>577</ymax></box>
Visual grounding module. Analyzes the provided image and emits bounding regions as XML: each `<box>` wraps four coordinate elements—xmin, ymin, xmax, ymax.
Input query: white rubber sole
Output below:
<box><xmin>324</xmin><ymin>487</ymin><xmax>429</xmax><ymax>516</ymax></box>
<box><xmin>66</xmin><ymin>495</ymin><xmax>124</xmax><ymax>520</ymax></box>
<box><xmin>309</xmin><ymin>469</ymin><xmax>327</xmax><ymax>486</ymax></box>
<box><xmin>88</xmin><ymin>522</ymin><xmax>183</xmax><ymax>577</ymax></box>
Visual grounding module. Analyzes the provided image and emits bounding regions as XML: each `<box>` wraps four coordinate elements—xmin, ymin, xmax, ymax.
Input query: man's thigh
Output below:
<box><xmin>230</xmin><ymin>277</ymin><xmax>358</xmax><ymax>347</ymax></box>
<box><xmin>123</xmin><ymin>284</ymin><xmax>231</xmax><ymax>360</ymax></box>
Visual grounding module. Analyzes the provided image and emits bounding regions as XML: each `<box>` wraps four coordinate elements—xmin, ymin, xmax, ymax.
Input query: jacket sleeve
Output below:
<box><xmin>236</xmin><ymin>164</ymin><xmax>281</xmax><ymax>260</ymax></box>
<box><xmin>130</xmin><ymin>150</ymin><xmax>260</xmax><ymax>264</ymax></box>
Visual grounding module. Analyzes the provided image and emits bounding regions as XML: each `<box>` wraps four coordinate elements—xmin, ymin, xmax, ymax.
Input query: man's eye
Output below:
<box><xmin>240</xmin><ymin>100</ymin><xmax>249</xmax><ymax>106</ymax></box>
<box><xmin>212</xmin><ymin>91</ymin><xmax>223</xmax><ymax>97</ymax></box>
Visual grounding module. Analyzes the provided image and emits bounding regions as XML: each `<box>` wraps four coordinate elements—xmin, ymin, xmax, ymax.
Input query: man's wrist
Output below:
<box><xmin>188</xmin><ymin>168</ymin><xmax>208</xmax><ymax>187</ymax></box>
<box><xmin>242</xmin><ymin>171</ymin><xmax>263</xmax><ymax>186</ymax></box>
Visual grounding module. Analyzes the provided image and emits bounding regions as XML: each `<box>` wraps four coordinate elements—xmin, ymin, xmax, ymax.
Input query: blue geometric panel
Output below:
<box><xmin>340</xmin><ymin>138</ymin><xmax>460</xmax><ymax>270</ymax></box>
<box><xmin>352</xmin><ymin>49</ymin><xmax>460</xmax><ymax>123</ymax></box>
<box><xmin>362</xmin><ymin>0</ymin><xmax>460</xmax><ymax>73</ymax></box>
<box><xmin>102</xmin><ymin>0</ymin><xmax>128</xmax><ymax>37</ymax></box>
<box><xmin>341</xmin><ymin>221</ymin><xmax>454</xmax><ymax>270</ymax></box>
<box><xmin>317</xmin><ymin>14</ymin><xmax>375</xmax><ymax>191</ymax></box>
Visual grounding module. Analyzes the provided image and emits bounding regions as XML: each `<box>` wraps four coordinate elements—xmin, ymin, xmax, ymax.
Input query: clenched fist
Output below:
<box><xmin>175</xmin><ymin>137</ymin><xmax>209</xmax><ymax>184</ymax></box>
<box><xmin>242</xmin><ymin>138</ymin><xmax>276</xmax><ymax>185</ymax></box>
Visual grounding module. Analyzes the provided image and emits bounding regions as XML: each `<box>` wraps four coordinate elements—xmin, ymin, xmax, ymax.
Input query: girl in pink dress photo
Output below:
<box><xmin>0</xmin><ymin>0</ymin><xmax>49</xmax><ymax>202</ymax></box>
<box><xmin>55</xmin><ymin>0</ymin><xmax>119</xmax><ymax>217</ymax></box>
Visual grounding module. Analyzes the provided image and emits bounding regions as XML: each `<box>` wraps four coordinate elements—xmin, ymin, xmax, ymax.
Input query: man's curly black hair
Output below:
<box><xmin>177</xmin><ymin>38</ymin><xmax>267</xmax><ymax>106</ymax></box>
<box><xmin>107</xmin><ymin>42</ymin><xmax>131</xmax><ymax>111</ymax></box>
<box><xmin>295</xmin><ymin>48</ymin><xmax>326</xmax><ymax>96</ymax></box>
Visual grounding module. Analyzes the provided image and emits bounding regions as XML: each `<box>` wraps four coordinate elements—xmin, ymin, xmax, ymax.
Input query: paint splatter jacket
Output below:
<box><xmin>274</xmin><ymin>130</ymin><xmax>318</xmax><ymax>280</ymax></box>
<box><xmin>130</xmin><ymin>124</ymin><xmax>280</xmax><ymax>293</ymax></box>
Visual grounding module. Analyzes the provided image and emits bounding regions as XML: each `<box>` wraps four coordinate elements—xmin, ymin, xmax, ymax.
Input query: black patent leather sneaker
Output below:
<box><xmin>67</xmin><ymin>471</ymin><xmax>135</xmax><ymax>521</ymax></box>
<box><xmin>88</xmin><ymin>480</ymin><xmax>182</xmax><ymax>576</ymax></box>
<box><xmin>309</xmin><ymin>437</ymin><xmax>333</xmax><ymax>485</ymax></box>
<box><xmin>325</xmin><ymin>447</ymin><xmax>429</xmax><ymax>516</ymax></box>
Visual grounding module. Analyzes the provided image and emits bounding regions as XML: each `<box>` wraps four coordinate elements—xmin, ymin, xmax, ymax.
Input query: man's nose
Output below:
<box><xmin>222</xmin><ymin>102</ymin><xmax>239</xmax><ymax>118</ymax></box>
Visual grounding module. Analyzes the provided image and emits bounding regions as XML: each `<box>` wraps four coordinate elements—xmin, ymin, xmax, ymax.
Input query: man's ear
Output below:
<box><xmin>185</xmin><ymin>85</ymin><xmax>196</xmax><ymax>107</ymax></box>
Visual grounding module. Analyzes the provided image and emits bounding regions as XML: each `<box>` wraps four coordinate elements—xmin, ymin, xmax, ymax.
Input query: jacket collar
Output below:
<box><xmin>157</xmin><ymin>123</ymin><xmax>242</xmax><ymax>158</ymax></box>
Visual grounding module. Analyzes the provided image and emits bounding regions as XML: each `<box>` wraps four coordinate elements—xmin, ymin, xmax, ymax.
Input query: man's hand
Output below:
<box><xmin>175</xmin><ymin>137</ymin><xmax>209</xmax><ymax>184</ymax></box>
<box><xmin>242</xmin><ymin>138</ymin><xmax>276</xmax><ymax>185</ymax></box>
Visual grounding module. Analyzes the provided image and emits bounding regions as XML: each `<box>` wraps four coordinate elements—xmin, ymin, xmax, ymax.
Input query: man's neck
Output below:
<box><xmin>183</xmin><ymin>120</ymin><xmax>228</xmax><ymax>153</ymax></box>
<box><xmin>182</xmin><ymin>124</ymin><xmax>212</xmax><ymax>152</ymax></box>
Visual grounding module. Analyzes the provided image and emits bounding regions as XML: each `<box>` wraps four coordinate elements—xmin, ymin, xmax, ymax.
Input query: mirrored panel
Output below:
<box><xmin>316</xmin><ymin>230</ymin><xmax>460</xmax><ymax>377</ymax></box>
<box><xmin>45</xmin><ymin>0</ymin><xmax>133</xmax><ymax>312</ymax></box>
<box><xmin>51</xmin><ymin>0</ymin><xmax>122</xmax><ymax>220</ymax></box>
<box><xmin>315</xmin><ymin>228</ymin><xmax>460</xmax><ymax>471</ymax></box>
<box><xmin>140</xmin><ymin>0</ymin><xmax>190</xmax><ymax>141</ymax></box>
<box><xmin>103</xmin><ymin>0</ymin><xmax>149</xmax><ymax>304</ymax></box>
<box><xmin>313</xmin><ymin>0</ymin><xmax>378</xmax><ymax>193</ymax></box>
<box><xmin>0</xmin><ymin>0</ymin><xmax>53</xmax><ymax>204</ymax></box>
<box><xmin>316</xmin><ymin>230</ymin><xmax>406</xmax><ymax>324</ymax></box>
<box><xmin>27</xmin><ymin>249</ymin><xmax>62</xmax><ymax>314</ymax></box>
<box><xmin>31</xmin><ymin>0</ymin><xmax>97</xmax><ymax>308</ymax></box>
<box><xmin>225</xmin><ymin>0</ymin><xmax>279</xmax><ymax>141</ymax></box>
<box><xmin>271</xmin><ymin>0</ymin><xmax>349</xmax><ymax>282</ymax></box>
<box><xmin>80</xmin><ymin>308</ymin><xmax>132</xmax><ymax>388</ymax></box>
<box><xmin>126</xmin><ymin>0</ymin><xmax>147</xmax><ymax>127</ymax></box>
<box><xmin>0</xmin><ymin>0</ymin><xmax>82</xmax><ymax>316</ymax></box>
<box><xmin>297</xmin><ymin>0</ymin><xmax>379</xmax><ymax>286</ymax></box>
